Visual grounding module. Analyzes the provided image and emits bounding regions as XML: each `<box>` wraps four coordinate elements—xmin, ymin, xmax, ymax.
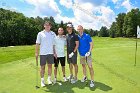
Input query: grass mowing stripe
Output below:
<box><xmin>0</xmin><ymin>45</ymin><xmax>35</xmax><ymax>64</ymax></box>
<box><xmin>0</xmin><ymin>37</ymin><xmax>140</xmax><ymax>93</ymax></box>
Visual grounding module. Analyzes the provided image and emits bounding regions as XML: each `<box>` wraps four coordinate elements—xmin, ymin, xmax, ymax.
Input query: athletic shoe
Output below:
<box><xmin>67</xmin><ymin>74</ymin><xmax>73</xmax><ymax>81</ymax></box>
<box><xmin>81</xmin><ymin>76</ymin><xmax>87</xmax><ymax>82</ymax></box>
<box><xmin>90</xmin><ymin>80</ymin><xmax>95</xmax><ymax>88</ymax></box>
<box><xmin>47</xmin><ymin>77</ymin><xmax>52</xmax><ymax>85</ymax></box>
<box><xmin>41</xmin><ymin>80</ymin><xmax>45</xmax><ymax>87</ymax></box>
<box><xmin>71</xmin><ymin>77</ymin><xmax>78</xmax><ymax>84</ymax></box>
<box><xmin>63</xmin><ymin>77</ymin><xmax>67</xmax><ymax>82</ymax></box>
<box><xmin>53</xmin><ymin>78</ymin><xmax>57</xmax><ymax>84</ymax></box>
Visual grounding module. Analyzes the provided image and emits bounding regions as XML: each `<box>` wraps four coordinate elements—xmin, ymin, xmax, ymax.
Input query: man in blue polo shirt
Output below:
<box><xmin>77</xmin><ymin>25</ymin><xmax>94</xmax><ymax>87</ymax></box>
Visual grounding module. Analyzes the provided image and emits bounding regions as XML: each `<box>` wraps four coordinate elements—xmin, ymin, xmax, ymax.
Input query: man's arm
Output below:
<box><xmin>89</xmin><ymin>41</ymin><xmax>93</xmax><ymax>52</ymax></box>
<box><xmin>74</xmin><ymin>41</ymin><xmax>79</xmax><ymax>53</ymax></box>
<box><xmin>69</xmin><ymin>41</ymin><xmax>79</xmax><ymax>58</ymax></box>
<box><xmin>53</xmin><ymin>45</ymin><xmax>57</xmax><ymax>59</ymax></box>
<box><xmin>35</xmin><ymin>43</ymin><xmax>40</xmax><ymax>66</ymax></box>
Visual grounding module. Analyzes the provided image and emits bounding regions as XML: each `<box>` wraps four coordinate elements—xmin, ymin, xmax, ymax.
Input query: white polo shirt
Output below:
<box><xmin>36</xmin><ymin>30</ymin><xmax>56</xmax><ymax>55</ymax></box>
<box><xmin>54</xmin><ymin>36</ymin><xmax>66</xmax><ymax>57</ymax></box>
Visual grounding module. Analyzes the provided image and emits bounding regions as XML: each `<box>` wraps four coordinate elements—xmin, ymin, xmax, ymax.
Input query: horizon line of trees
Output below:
<box><xmin>0</xmin><ymin>8</ymin><xmax>140</xmax><ymax>47</ymax></box>
<box><xmin>98</xmin><ymin>8</ymin><xmax>140</xmax><ymax>38</ymax></box>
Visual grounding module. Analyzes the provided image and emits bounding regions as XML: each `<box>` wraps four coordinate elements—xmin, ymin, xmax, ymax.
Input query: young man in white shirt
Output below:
<box><xmin>53</xmin><ymin>27</ymin><xmax>67</xmax><ymax>83</ymax></box>
<box><xmin>35</xmin><ymin>21</ymin><xmax>56</xmax><ymax>87</ymax></box>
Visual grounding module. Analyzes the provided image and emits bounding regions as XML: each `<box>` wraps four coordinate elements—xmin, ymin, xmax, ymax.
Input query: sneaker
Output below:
<box><xmin>41</xmin><ymin>80</ymin><xmax>45</xmax><ymax>87</ymax></box>
<box><xmin>41</xmin><ymin>78</ymin><xmax>45</xmax><ymax>87</ymax></box>
<box><xmin>67</xmin><ymin>75</ymin><xmax>73</xmax><ymax>81</ymax></box>
<box><xmin>71</xmin><ymin>77</ymin><xmax>78</xmax><ymax>84</ymax></box>
<box><xmin>53</xmin><ymin>78</ymin><xmax>57</xmax><ymax>84</ymax></box>
<box><xmin>90</xmin><ymin>80</ymin><xmax>95</xmax><ymax>87</ymax></box>
<box><xmin>63</xmin><ymin>77</ymin><xmax>67</xmax><ymax>82</ymax></box>
<box><xmin>81</xmin><ymin>76</ymin><xmax>87</xmax><ymax>82</ymax></box>
<box><xmin>47</xmin><ymin>77</ymin><xmax>52</xmax><ymax>85</ymax></box>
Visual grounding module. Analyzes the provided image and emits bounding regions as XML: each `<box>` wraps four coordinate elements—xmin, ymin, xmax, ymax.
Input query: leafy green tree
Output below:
<box><xmin>123</xmin><ymin>8</ymin><xmax>140</xmax><ymax>37</ymax></box>
<box><xmin>109</xmin><ymin>22</ymin><xmax>117</xmax><ymax>38</ymax></box>
<box><xmin>116</xmin><ymin>13</ymin><xmax>126</xmax><ymax>37</ymax></box>
<box><xmin>99</xmin><ymin>26</ymin><xmax>109</xmax><ymax>37</ymax></box>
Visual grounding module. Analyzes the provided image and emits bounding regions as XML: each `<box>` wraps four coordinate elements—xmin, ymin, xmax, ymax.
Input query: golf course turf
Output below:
<box><xmin>0</xmin><ymin>37</ymin><xmax>140</xmax><ymax>93</ymax></box>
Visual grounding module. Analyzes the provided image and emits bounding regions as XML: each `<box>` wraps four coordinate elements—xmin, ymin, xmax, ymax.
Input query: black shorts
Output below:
<box><xmin>54</xmin><ymin>57</ymin><xmax>65</xmax><ymax>67</ymax></box>
<box><xmin>67</xmin><ymin>52</ymin><xmax>77</xmax><ymax>64</ymax></box>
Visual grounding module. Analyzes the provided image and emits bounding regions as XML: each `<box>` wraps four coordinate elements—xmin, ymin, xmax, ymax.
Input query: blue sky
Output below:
<box><xmin>0</xmin><ymin>0</ymin><xmax>140</xmax><ymax>30</ymax></box>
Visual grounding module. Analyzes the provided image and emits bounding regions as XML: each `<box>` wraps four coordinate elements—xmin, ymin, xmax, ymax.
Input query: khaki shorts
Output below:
<box><xmin>80</xmin><ymin>56</ymin><xmax>92</xmax><ymax>65</ymax></box>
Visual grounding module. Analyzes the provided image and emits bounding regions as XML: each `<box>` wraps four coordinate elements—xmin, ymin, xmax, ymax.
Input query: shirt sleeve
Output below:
<box><xmin>87</xmin><ymin>34</ymin><xmax>92</xmax><ymax>43</ymax></box>
<box><xmin>53</xmin><ymin>32</ymin><xmax>56</xmax><ymax>46</ymax></box>
<box><xmin>36</xmin><ymin>32</ymin><xmax>41</xmax><ymax>44</ymax></box>
<box><xmin>64</xmin><ymin>38</ymin><xmax>67</xmax><ymax>45</ymax></box>
<box><xmin>74</xmin><ymin>34</ymin><xmax>79</xmax><ymax>41</ymax></box>
<box><xmin>54</xmin><ymin>38</ymin><xmax>56</xmax><ymax>46</ymax></box>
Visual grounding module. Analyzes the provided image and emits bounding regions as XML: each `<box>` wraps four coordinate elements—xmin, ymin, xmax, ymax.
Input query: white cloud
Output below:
<box><xmin>24</xmin><ymin>0</ymin><xmax>60</xmax><ymax>17</ymax></box>
<box><xmin>100</xmin><ymin>6</ymin><xmax>115</xmax><ymax>25</ymax></box>
<box><xmin>112</xmin><ymin>0</ymin><xmax>118</xmax><ymax>4</ymax></box>
<box><xmin>121</xmin><ymin>0</ymin><xmax>134</xmax><ymax>12</ymax></box>
<box><xmin>71</xmin><ymin>3</ymin><xmax>99</xmax><ymax>29</ymax></box>
<box><xmin>24</xmin><ymin>0</ymin><xmax>115</xmax><ymax>30</ymax></box>
<box><xmin>59</xmin><ymin>0</ymin><xmax>73</xmax><ymax>8</ymax></box>
<box><xmin>73</xmin><ymin>3</ymin><xmax>94</xmax><ymax>22</ymax></box>
<box><xmin>70</xmin><ymin>1</ymin><xmax>115</xmax><ymax>30</ymax></box>
<box><xmin>75</xmin><ymin>0</ymin><xmax>107</xmax><ymax>6</ymax></box>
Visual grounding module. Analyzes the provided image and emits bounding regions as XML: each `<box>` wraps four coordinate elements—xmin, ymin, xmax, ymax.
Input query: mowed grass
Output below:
<box><xmin>0</xmin><ymin>37</ymin><xmax>140</xmax><ymax>93</ymax></box>
<box><xmin>0</xmin><ymin>45</ymin><xmax>35</xmax><ymax>64</ymax></box>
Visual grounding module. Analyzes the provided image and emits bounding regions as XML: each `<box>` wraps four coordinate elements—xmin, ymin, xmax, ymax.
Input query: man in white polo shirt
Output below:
<box><xmin>53</xmin><ymin>27</ymin><xmax>67</xmax><ymax>83</ymax></box>
<box><xmin>35</xmin><ymin>21</ymin><xmax>56</xmax><ymax>87</ymax></box>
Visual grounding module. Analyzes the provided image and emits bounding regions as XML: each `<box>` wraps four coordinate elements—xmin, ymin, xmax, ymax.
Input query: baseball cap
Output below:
<box><xmin>67</xmin><ymin>23</ymin><xmax>73</xmax><ymax>28</ymax></box>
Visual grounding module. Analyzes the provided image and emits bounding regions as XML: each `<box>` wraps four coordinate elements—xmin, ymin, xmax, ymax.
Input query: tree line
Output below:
<box><xmin>0</xmin><ymin>8</ymin><xmax>140</xmax><ymax>46</ymax></box>
<box><xmin>0</xmin><ymin>8</ymin><xmax>66</xmax><ymax>46</ymax></box>
<box><xmin>99</xmin><ymin>8</ymin><xmax>140</xmax><ymax>38</ymax></box>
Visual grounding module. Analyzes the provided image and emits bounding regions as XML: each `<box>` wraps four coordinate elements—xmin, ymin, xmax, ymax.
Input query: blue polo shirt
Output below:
<box><xmin>78</xmin><ymin>33</ymin><xmax>92</xmax><ymax>56</ymax></box>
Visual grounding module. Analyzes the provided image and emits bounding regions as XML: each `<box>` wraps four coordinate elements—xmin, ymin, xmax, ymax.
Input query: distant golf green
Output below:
<box><xmin>0</xmin><ymin>37</ymin><xmax>140</xmax><ymax>93</ymax></box>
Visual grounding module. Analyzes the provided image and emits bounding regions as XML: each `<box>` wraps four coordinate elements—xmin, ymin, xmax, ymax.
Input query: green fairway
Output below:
<box><xmin>0</xmin><ymin>37</ymin><xmax>140</xmax><ymax>93</ymax></box>
<box><xmin>0</xmin><ymin>45</ymin><xmax>35</xmax><ymax>64</ymax></box>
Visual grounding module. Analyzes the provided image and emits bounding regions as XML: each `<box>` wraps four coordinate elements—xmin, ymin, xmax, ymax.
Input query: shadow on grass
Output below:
<box><xmin>42</xmin><ymin>80</ymin><xmax>112</xmax><ymax>93</ymax></box>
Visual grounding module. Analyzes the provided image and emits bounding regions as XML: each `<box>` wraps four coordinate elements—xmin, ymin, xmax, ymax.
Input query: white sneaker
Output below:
<box><xmin>67</xmin><ymin>75</ymin><xmax>73</xmax><ymax>81</ymax></box>
<box><xmin>41</xmin><ymin>81</ymin><xmax>45</xmax><ymax>87</ymax></box>
<box><xmin>53</xmin><ymin>78</ymin><xmax>57</xmax><ymax>84</ymax></box>
<box><xmin>47</xmin><ymin>77</ymin><xmax>52</xmax><ymax>85</ymax></box>
<box><xmin>90</xmin><ymin>80</ymin><xmax>95</xmax><ymax>88</ymax></box>
<box><xmin>63</xmin><ymin>77</ymin><xmax>67</xmax><ymax>82</ymax></box>
<box><xmin>71</xmin><ymin>77</ymin><xmax>78</xmax><ymax>84</ymax></box>
<box><xmin>81</xmin><ymin>76</ymin><xmax>87</xmax><ymax>82</ymax></box>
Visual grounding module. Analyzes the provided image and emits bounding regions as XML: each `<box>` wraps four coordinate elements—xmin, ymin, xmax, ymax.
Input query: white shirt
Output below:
<box><xmin>36</xmin><ymin>30</ymin><xmax>56</xmax><ymax>55</ymax></box>
<box><xmin>54</xmin><ymin>35</ymin><xmax>66</xmax><ymax>57</ymax></box>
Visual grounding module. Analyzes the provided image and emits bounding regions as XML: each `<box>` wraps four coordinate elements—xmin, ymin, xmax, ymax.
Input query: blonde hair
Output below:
<box><xmin>78</xmin><ymin>25</ymin><xmax>83</xmax><ymax>29</ymax></box>
<box><xmin>44</xmin><ymin>21</ymin><xmax>52</xmax><ymax>26</ymax></box>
